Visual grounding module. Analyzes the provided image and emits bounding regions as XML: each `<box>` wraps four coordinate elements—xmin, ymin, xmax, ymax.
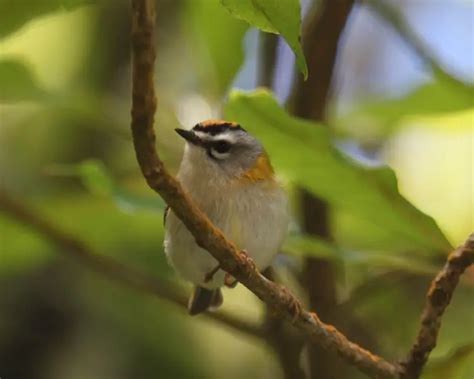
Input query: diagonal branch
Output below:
<box><xmin>401</xmin><ymin>234</ymin><xmax>474</xmax><ymax>379</ymax></box>
<box><xmin>0</xmin><ymin>189</ymin><xmax>263</xmax><ymax>339</ymax></box>
<box><xmin>130</xmin><ymin>1</ymin><xmax>399</xmax><ymax>378</ymax></box>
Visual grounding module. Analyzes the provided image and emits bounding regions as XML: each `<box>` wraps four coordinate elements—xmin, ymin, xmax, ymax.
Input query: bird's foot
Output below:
<box><xmin>204</xmin><ymin>264</ymin><xmax>221</xmax><ymax>283</ymax></box>
<box><xmin>280</xmin><ymin>286</ymin><xmax>302</xmax><ymax>324</ymax></box>
<box><xmin>224</xmin><ymin>273</ymin><xmax>238</xmax><ymax>288</ymax></box>
<box><xmin>238</xmin><ymin>249</ymin><xmax>256</xmax><ymax>271</ymax></box>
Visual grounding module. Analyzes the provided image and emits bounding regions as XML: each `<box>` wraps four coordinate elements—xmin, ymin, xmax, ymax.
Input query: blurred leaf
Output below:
<box><xmin>424</xmin><ymin>343</ymin><xmax>474</xmax><ymax>379</ymax></box>
<box><xmin>0</xmin><ymin>59</ymin><xmax>48</xmax><ymax>102</ymax></box>
<box><xmin>0</xmin><ymin>215</ymin><xmax>53</xmax><ymax>273</ymax></box>
<box><xmin>76</xmin><ymin>160</ymin><xmax>165</xmax><ymax>213</ymax></box>
<box><xmin>284</xmin><ymin>234</ymin><xmax>341</xmax><ymax>259</ymax></box>
<box><xmin>0</xmin><ymin>194</ymin><xmax>168</xmax><ymax>274</ymax></box>
<box><xmin>77</xmin><ymin>159</ymin><xmax>114</xmax><ymax>196</ymax></box>
<box><xmin>49</xmin><ymin>160</ymin><xmax>165</xmax><ymax>213</ymax></box>
<box><xmin>185</xmin><ymin>0</ymin><xmax>248</xmax><ymax>96</ymax></box>
<box><xmin>285</xmin><ymin>234</ymin><xmax>438</xmax><ymax>274</ymax></box>
<box><xmin>348</xmin><ymin>273</ymin><xmax>474</xmax><ymax>361</ymax></box>
<box><xmin>220</xmin><ymin>0</ymin><xmax>308</xmax><ymax>79</ymax></box>
<box><xmin>224</xmin><ymin>89</ymin><xmax>452</xmax><ymax>254</ymax></box>
<box><xmin>0</xmin><ymin>0</ymin><xmax>95</xmax><ymax>38</ymax></box>
<box><xmin>360</xmin><ymin>272</ymin><xmax>473</xmax><ymax>373</ymax></box>
<box><xmin>339</xmin><ymin>78</ymin><xmax>474</xmax><ymax>137</ymax></box>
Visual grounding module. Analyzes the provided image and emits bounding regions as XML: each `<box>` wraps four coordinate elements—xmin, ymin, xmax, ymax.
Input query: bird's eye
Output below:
<box><xmin>213</xmin><ymin>140</ymin><xmax>231</xmax><ymax>153</ymax></box>
<box><xmin>207</xmin><ymin>140</ymin><xmax>232</xmax><ymax>160</ymax></box>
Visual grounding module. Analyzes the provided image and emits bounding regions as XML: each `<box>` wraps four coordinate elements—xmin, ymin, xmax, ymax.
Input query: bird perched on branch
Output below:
<box><xmin>164</xmin><ymin>119</ymin><xmax>289</xmax><ymax>315</ymax></box>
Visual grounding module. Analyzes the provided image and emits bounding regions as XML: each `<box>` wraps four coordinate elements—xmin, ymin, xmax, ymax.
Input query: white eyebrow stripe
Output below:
<box><xmin>208</xmin><ymin>131</ymin><xmax>237</xmax><ymax>143</ymax></box>
<box><xmin>194</xmin><ymin>131</ymin><xmax>210</xmax><ymax>140</ymax></box>
<box><xmin>194</xmin><ymin>130</ymin><xmax>237</xmax><ymax>144</ymax></box>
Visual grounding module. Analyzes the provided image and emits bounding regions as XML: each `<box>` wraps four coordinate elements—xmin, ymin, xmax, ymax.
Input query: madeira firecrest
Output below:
<box><xmin>164</xmin><ymin>119</ymin><xmax>289</xmax><ymax>315</ymax></box>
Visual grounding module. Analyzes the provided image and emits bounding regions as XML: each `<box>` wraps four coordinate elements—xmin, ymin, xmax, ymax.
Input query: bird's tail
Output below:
<box><xmin>188</xmin><ymin>286</ymin><xmax>223</xmax><ymax>315</ymax></box>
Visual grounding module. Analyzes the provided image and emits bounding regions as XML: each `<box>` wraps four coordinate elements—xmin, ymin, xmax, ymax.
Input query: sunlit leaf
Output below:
<box><xmin>220</xmin><ymin>0</ymin><xmax>308</xmax><ymax>79</ymax></box>
<box><xmin>0</xmin><ymin>0</ymin><xmax>95</xmax><ymax>38</ymax></box>
<box><xmin>337</xmin><ymin>78</ymin><xmax>474</xmax><ymax>138</ymax></box>
<box><xmin>0</xmin><ymin>59</ymin><xmax>48</xmax><ymax>102</ymax></box>
<box><xmin>224</xmin><ymin>89</ymin><xmax>452</xmax><ymax>255</ymax></box>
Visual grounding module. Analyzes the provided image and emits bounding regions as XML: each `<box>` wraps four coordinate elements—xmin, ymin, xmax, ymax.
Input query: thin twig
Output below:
<box><xmin>0</xmin><ymin>189</ymin><xmax>263</xmax><ymax>339</ymax></box>
<box><xmin>401</xmin><ymin>234</ymin><xmax>474</xmax><ymax>379</ymax></box>
<box><xmin>130</xmin><ymin>1</ymin><xmax>399</xmax><ymax>378</ymax></box>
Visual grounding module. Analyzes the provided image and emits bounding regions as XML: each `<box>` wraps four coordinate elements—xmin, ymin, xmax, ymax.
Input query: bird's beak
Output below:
<box><xmin>175</xmin><ymin>129</ymin><xmax>202</xmax><ymax>146</ymax></box>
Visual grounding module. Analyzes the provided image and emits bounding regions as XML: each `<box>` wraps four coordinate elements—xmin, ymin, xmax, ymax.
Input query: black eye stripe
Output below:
<box><xmin>193</xmin><ymin>123</ymin><xmax>245</xmax><ymax>135</ymax></box>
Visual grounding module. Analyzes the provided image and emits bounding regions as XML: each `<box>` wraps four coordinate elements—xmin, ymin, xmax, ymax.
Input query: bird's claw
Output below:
<box><xmin>224</xmin><ymin>273</ymin><xmax>238</xmax><ymax>288</ymax></box>
<box><xmin>239</xmin><ymin>249</ymin><xmax>256</xmax><ymax>271</ymax></box>
<box><xmin>280</xmin><ymin>286</ymin><xmax>302</xmax><ymax>324</ymax></box>
<box><xmin>204</xmin><ymin>264</ymin><xmax>221</xmax><ymax>283</ymax></box>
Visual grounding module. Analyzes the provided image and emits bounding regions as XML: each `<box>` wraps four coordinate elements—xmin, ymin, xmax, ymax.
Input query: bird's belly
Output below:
<box><xmin>164</xmin><ymin>183</ymin><xmax>288</xmax><ymax>288</ymax></box>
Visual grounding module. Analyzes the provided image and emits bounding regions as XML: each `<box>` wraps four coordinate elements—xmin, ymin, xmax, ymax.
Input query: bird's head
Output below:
<box><xmin>175</xmin><ymin>119</ymin><xmax>274</xmax><ymax>183</ymax></box>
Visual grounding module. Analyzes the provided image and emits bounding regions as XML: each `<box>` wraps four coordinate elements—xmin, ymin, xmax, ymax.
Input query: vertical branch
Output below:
<box><xmin>290</xmin><ymin>1</ymin><xmax>355</xmax><ymax>378</ymax></box>
<box><xmin>258</xmin><ymin>32</ymin><xmax>279</xmax><ymax>88</ymax></box>
<box><xmin>130</xmin><ymin>0</ymin><xmax>162</xmax><ymax>183</ymax></box>
<box><xmin>258</xmin><ymin>34</ymin><xmax>306</xmax><ymax>377</ymax></box>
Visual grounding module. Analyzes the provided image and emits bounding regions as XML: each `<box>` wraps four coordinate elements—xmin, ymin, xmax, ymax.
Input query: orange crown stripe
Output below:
<box><xmin>196</xmin><ymin>119</ymin><xmax>240</xmax><ymax>128</ymax></box>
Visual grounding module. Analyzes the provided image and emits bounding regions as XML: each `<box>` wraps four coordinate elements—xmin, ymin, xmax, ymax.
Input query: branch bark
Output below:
<box><xmin>291</xmin><ymin>1</ymin><xmax>355</xmax><ymax>377</ymax></box>
<box><xmin>0</xmin><ymin>189</ymin><xmax>262</xmax><ymax>339</ymax></box>
<box><xmin>258</xmin><ymin>32</ymin><xmax>279</xmax><ymax>89</ymax></box>
<box><xmin>130</xmin><ymin>1</ymin><xmax>399</xmax><ymax>378</ymax></box>
<box><xmin>401</xmin><ymin>234</ymin><xmax>474</xmax><ymax>379</ymax></box>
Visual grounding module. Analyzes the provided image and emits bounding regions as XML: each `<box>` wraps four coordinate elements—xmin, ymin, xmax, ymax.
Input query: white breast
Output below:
<box><xmin>164</xmin><ymin>178</ymin><xmax>289</xmax><ymax>289</ymax></box>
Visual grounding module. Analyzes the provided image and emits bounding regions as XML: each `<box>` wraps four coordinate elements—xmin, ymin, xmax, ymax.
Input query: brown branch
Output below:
<box><xmin>401</xmin><ymin>234</ymin><xmax>474</xmax><ymax>379</ymax></box>
<box><xmin>129</xmin><ymin>1</ymin><xmax>399</xmax><ymax>378</ymax></box>
<box><xmin>258</xmin><ymin>32</ymin><xmax>278</xmax><ymax>88</ymax></box>
<box><xmin>291</xmin><ymin>1</ymin><xmax>355</xmax><ymax>377</ymax></box>
<box><xmin>291</xmin><ymin>0</ymin><xmax>354</xmax><ymax>120</ymax></box>
<box><xmin>0</xmin><ymin>189</ymin><xmax>263</xmax><ymax>339</ymax></box>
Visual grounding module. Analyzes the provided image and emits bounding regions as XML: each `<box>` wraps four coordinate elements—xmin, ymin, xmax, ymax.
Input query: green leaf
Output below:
<box><xmin>284</xmin><ymin>234</ymin><xmax>343</xmax><ymax>259</ymax></box>
<box><xmin>0</xmin><ymin>59</ymin><xmax>48</xmax><ymax>102</ymax></box>
<box><xmin>49</xmin><ymin>160</ymin><xmax>165</xmax><ymax>213</ymax></box>
<box><xmin>285</xmin><ymin>234</ymin><xmax>438</xmax><ymax>274</ymax></box>
<box><xmin>347</xmin><ymin>273</ymin><xmax>474</xmax><ymax>361</ymax></box>
<box><xmin>184</xmin><ymin>0</ymin><xmax>248</xmax><ymax>96</ymax></box>
<box><xmin>220</xmin><ymin>0</ymin><xmax>308</xmax><ymax>79</ymax></box>
<box><xmin>338</xmin><ymin>78</ymin><xmax>474</xmax><ymax>138</ymax></box>
<box><xmin>0</xmin><ymin>0</ymin><xmax>95</xmax><ymax>39</ymax></box>
<box><xmin>224</xmin><ymin>89</ymin><xmax>452</xmax><ymax>255</ymax></box>
<box><xmin>424</xmin><ymin>343</ymin><xmax>474</xmax><ymax>379</ymax></box>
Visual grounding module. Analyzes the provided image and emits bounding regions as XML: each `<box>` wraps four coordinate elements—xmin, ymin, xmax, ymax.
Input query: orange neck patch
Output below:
<box><xmin>240</xmin><ymin>151</ymin><xmax>275</xmax><ymax>182</ymax></box>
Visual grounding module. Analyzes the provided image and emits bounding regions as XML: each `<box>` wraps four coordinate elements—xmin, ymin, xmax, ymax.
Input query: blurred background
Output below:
<box><xmin>0</xmin><ymin>1</ymin><xmax>472</xmax><ymax>378</ymax></box>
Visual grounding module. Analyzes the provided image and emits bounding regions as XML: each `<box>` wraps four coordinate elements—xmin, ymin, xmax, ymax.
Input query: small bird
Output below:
<box><xmin>164</xmin><ymin>119</ymin><xmax>289</xmax><ymax>315</ymax></box>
